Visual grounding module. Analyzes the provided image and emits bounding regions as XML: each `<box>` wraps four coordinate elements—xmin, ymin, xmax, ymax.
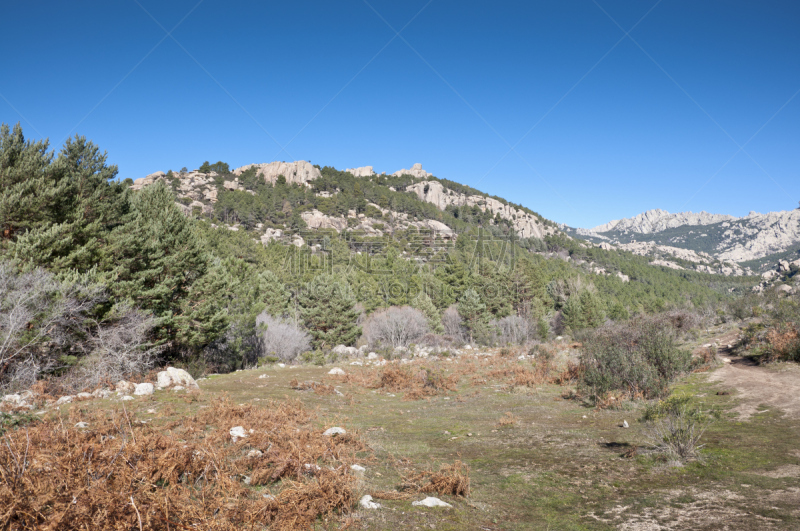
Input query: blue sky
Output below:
<box><xmin>2</xmin><ymin>1</ymin><xmax>798</xmax><ymax>228</ymax></box>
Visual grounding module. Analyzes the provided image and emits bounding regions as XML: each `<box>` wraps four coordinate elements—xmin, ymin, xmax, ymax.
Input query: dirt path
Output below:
<box><xmin>707</xmin><ymin>340</ymin><xmax>800</xmax><ymax>419</ymax></box>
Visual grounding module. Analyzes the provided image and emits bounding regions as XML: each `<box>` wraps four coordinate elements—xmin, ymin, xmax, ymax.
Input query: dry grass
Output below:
<box><xmin>0</xmin><ymin>397</ymin><xmax>365</xmax><ymax>530</ymax></box>
<box><xmin>289</xmin><ymin>379</ymin><xmax>336</xmax><ymax>395</ymax></box>
<box><xmin>495</xmin><ymin>411</ymin><xmax>519</xmax><ymax>427</ymax></box>
<box><xmin>401</xmin><ymin>460</ymin><xmax>470</xmax><ymax>497</ymax></box>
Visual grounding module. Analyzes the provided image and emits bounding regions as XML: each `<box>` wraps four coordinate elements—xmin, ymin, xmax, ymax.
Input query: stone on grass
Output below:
<box><xmin>115</xmin><ymin>380</ymin><xmax>136</xmax><ymax>394</ymax></box>
<box><xmin>350</xmin><ymin>464</ymin><xmax>366</xmax><ymax>475</ymax></box>
<box><xmin>74</xmin><ymin>422</ymin><xmax>89</xmax><ymax>428</ymax></box>
<box><xmin>120</xmin><ymin>395</ymin><xmax>134</xmax><ymax>401</ymax></box>
<box><xmin>156</xmin><ymin>367</ymin><xmax>199</xmax><ymax>389</ymax></box>
<box><xmin>134</xmin><ymin>383</ymin><xmax>154</xmax><ymax>396</ymax></box>
<box><xmin>328</xmin><ymin>367</ymin><xmax>346</xmax><ymax>376</ymax></box>
<box><xmin>367</xmin><ymin>352</ymin><xmax>378</xmax><ymax>360</ymax></box>
<box><xmin>359</xmin><ymin>495</ymin><xmax>381</xmax><ymax>509</ymax></box>
<box><xmin>412</xmin><ymin>496</ymin><xmax>452</xmax><ymax>508</ymax></box>
<box><xmin>172</xmin><ymin>386</ymin><xmax>186</xmax><ymax>392</ymax></box>
<box><xmin>92</xmin><ymin>388</ymin><xmax>111</xmax><ymax>399</ymax></box>
<box><xmin>229</xmin><ymin>426</ymin><xmax>247</xmax><ymax>441</ymax></box>
<box><xmin>277</xmin><ymin>363</ymin><xmax>286</xmax><ymax>368</ymax></box>
<box><xmin>622</xmin><ymin>420</ymin><xmax>629</xmax><ymax>428</ymax></box>
<box><xmin>323</xmin><ymin>427</ymin><xmax>346</xmax><ymax>437</ymax></box>
<box><xmin>56</xmin><ymin>396</ymin><xmax>74</xmax><ymax>405</ymax></box>
<box><xmin>247</xmin><ymin>449</ymin><xmax>263</xmax><ymax>458</ymax></box>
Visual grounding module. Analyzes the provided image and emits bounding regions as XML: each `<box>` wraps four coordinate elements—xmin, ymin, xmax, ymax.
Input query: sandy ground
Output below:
<box><xmin>706</xmin><ymin>327</ymin><xmax>800</xmax><ymax>419</ymax></box>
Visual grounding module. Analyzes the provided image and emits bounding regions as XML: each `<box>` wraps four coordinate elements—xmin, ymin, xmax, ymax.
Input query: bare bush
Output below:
<box><xmin>0</xmin><ymin>263</ymin><xmax>101</xmax><ymax>391</ymax></box>
<box><xmin>442</xmin><ymin>305</ymin><xmax>465</xmax><ymax>341</ymax></box>
<box><xmin>363</xmin><ymin>306</ymin><xmax>429</xmax><ymax>348</ymax></box>
<box><xmin>71</xmin><ymin>304</ymin><xmax>162</xmax><ymax>390</ymax></box>
<box><xmin>493</xmin><ymin>315</ymin><xmax>531</xmax><ymax>345</ymax></box>
<box><xmin>257</xmin><ymin>312</ymin><xmax>311</xmax><ymax>362</ymax></box>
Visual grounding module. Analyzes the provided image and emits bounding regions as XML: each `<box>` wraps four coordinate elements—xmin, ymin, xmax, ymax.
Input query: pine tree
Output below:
<box><xmin>579</xmin><ymin>290</ymin><xmax>606</xmax><ymax>328</ymax></box>
<box><xmin>412</xmin><ymin>291</ymin><xmax>443</xmax><ymax>334</ymax></box>
<box><xmin>11</xmin><ymin>134</ymin><xmax>126</xmax><ymax>274</ymax></box>
<box><xmin>458</xmin><ymin>288</ymin><xmax>488</xmax><ymax>344</ymax></box>
<box><xmin>298</xmin><ymin>274</ymin><xmax>361</xmax><ymax>348</ymax></box>
<box><xmin>561</xmin><ymin>295</ymin><xmax>585</xmax><ymax>332</ymax></box>
<box><xmin>0</xmin><ymin>123</ymin><xmax>55</xmax><ymax>241</ymax></box>
<box><xmin>108</xmin><ymin>181</ymin><xmax>226</xmax><ymax>351</ymax></box>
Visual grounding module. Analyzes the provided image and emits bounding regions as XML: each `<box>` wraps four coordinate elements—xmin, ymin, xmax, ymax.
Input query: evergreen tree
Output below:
<box><xmin>579</xmin><ymin>290</ymin><xmax>606</xmax><ymax>328</ymax></box>
<box><xmin>458</xmin><ymin>288</ymin><xmax>488</xmax><ymax>343</ymax></box>
<box><xmin>412</xmin><ymin>291</ymin><xmax>443</xmax><ymax>334</ymax></box>
<box><xmin>298</xmin><ymin>274</ymin><xmax>361</xmax><ymax>348</ymax></box>
<box><xmin>108</xmin><ymin>181</ymin><xmax>226</xmax><ymax>352</ymax></box>
<box><xmin>11</xmin><ymin>134</ymin><xmax>126</xmax><ymax>274</ymax></box>
<box><xmin>0</xmin><ymin>123</ymin><xmax>56</xmax><ymax>241</ymax></box>
<box><xmin>561</xmin><ymin>295</ymin><xmax>585</xmax><ymax>332</ymax></box>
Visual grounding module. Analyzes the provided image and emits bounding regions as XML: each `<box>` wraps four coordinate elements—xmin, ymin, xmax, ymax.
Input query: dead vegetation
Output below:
<box><xmin>401</xmin><ymin>460</ymin><xmax>470</xmax><ymax>497</ymax></box>
<box><xmin>0</xmin><ymin>397</ymin><xmax>365</xmax><ymax>530</ymax></box>
<box><xmin>289</xmin><ymin>379</ymin><xmax>335</xmax><ymax>395</ymax></box>
<box><xmin>332</xmin><ymin>348</ymin><xmax>580</xmax><ymax>401</ymax></box>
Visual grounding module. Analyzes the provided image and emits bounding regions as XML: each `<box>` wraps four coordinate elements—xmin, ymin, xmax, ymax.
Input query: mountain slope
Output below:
<box><xmin>573</xmin><ymin>208</ymin><xmax>800</xmax><ymax>271</ymax></box>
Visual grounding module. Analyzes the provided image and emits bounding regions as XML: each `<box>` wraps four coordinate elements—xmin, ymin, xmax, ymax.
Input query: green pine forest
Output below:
<box><xmin>0</xmin><ymin>123</ymin><xmax>757</xmax><ymax>374</ymax></box>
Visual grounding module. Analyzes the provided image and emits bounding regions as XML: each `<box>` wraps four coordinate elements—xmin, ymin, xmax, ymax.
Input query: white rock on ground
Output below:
<box><xmin>115</xmin><ymin>381</ymin><xmax>136</xmax><ymax>394</ymax></box>
<box><xmin>323</xmin><ymin>427</ymin><xmax>346</xmax><ymax>436</ymax></box>
<box><xmin>350</xmin><ymin>464</ymin><xmax>366</xmax><ymax>475</ymax></box>
<box><xmin>172</xmin><ymin>386</ymin><xmax>186</xmax><ymax>392</ymax></box>
<box><xmin>56</xmin><ymin>396</ymin><xmax>74</xmax><ymax>405</ymax></box>
<box><xmin>412</xmin><ymin>497</ymin><xmax>452</xmax><ymax>508</ymax></box>
<box><xmin>328</xmin><ymin>367</ymin><xmax>346</xmax><ymax>376</ymax></box>
<box><xmin>74</xmin><ymin>422</ymin><xmax>89</xmax><ymax>428</ymax></box>
<box><xmin>247</xmin><ymin>449</ymin><xmax>263</xmax><ymax>458</ymax></box>
<box><xmin>92</xmin><ymin>388</ymin><xmax>112</xmax><ymax>399</ymax></box>
<box><xmin>76</xmin><ymin>392</ymin><xmax>93</xmax><ymax>400</ymax></box>
<box><xmin>367</xmin><ymin>352</ymin><xmax>378</xmax><ymax>360</ymax></box>
<box><xmin>230</xmin><ymin>426</ymin><xmax>247</xmax><ymax>441</ymax></box>
<box><xmin>120</xmin><ymin>395</ymin><xmax>135</xmax><ymax>401</ymax></box>
<box><xmin>156</xmin><ymin>367</ymin><xmax>199</xmax><ymax>389</ymax></box>
<box><xmin>134</xmin><ymin>383</ymin><xmax>154</xmax><ymax>396</ymax></box>
<box><xmin>359</xmin><ymin>495</ymin><xmax>381</xmax><ymax>509</ymax></box>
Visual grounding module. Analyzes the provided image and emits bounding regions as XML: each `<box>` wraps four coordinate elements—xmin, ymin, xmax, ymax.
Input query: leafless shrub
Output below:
<box><xmin>0</xmin><ymin>263</ymin><xmax>101</xmax><ymax>391</ymax></box>
<box><xmin>362</xmin><ymin>306</ymin><xmax>429</xmax><ymax>348</ymax></box>
<box><xmin>442</xmin><ymin>304</ymin><xmax>465</xmax><ymax>341</ymax></box>
<box><xmin>70</xmin><ymin>304</ymin><xmax>162</xmax><ymax>390</ymax></box>
<box><xmin>493</xmin><ymin>315</ymin><xmax>531</xmax><ymax>345</ymax></box>
<box><xmin>257</xmin><ymin>312</ymin><xmax>311</xmax><ymax>362</ymax></box>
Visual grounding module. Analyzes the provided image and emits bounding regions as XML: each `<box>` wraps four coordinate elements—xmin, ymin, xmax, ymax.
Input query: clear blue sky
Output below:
<box><xmin>2</xmin><ymin>1</ymin><xmax>798</xmax><ymax>228</ymax></box>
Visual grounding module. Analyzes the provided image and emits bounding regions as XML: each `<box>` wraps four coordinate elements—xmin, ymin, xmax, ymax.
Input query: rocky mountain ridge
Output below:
<box><xmin>585</xmin><ymin>209</ymin><xmax>736</xmax><ymax>234</ymax></box>
<box><xmin>579</xmin><ymin>208</ymin><xmax>800</xmax><ymax>266</ymax></box>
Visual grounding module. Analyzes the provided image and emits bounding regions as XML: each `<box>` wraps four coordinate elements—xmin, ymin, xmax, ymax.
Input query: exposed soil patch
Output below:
<box><xmin>709</xmin><ymin>357</ymin><xmax>800</xmax><ymax>419</ymax></box>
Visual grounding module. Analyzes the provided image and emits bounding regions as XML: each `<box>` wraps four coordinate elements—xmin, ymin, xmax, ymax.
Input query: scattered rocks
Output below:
<box><xmin>323</xmin><ymin>427</ymin><xmax>346</xmax><ymax>437</ymax></box>
<box><xmin>229</xmin><ymin>426</ymin><xmax>247</xmax><ymax>441</ymax></box>
<box><xmin>156</xmin><ymin>367</ymin><xmax>199</xmax><ymax>390</ymax></box>
<box><xmin>115</xmin><ymin>381</ymin><xmax>136</xmax><ymax>394</ymax></box>
<box><xmin>412</xmin><ymin>497</ymin><xmax>452</xmax><ymax>508</ymax></box>
<box><xmin>134</xmin><ymin>383</ymin><xmax>154</xmax><ymax>396</ymax></box>
<box><xmin>359</xmin><ymin>495</ymin><xmax>381</xmax><ymax>509</ymax></box>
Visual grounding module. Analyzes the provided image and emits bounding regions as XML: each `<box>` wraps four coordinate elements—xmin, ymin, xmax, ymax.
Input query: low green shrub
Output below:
<box><xmin>578</xmin><ymin>317</ymin><xmax>691</xmax><ymax>403</ymax></box>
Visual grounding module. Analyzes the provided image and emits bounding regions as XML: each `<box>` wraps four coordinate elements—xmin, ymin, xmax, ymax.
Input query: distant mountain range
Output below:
<box><xmin>568</xmin><ymin>208</ymin><xmax>800</xmax><ymax>272</ymax></box>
